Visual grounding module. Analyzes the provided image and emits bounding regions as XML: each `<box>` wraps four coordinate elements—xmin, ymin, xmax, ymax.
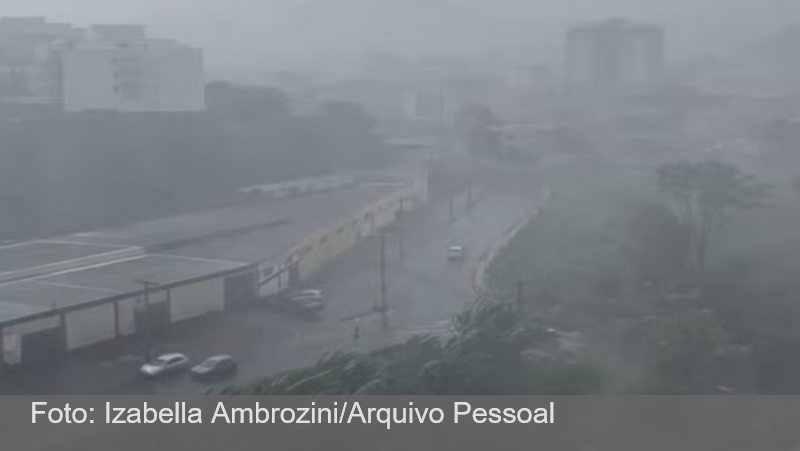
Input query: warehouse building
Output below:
<box><xmin>0</xmin><ymin>167</ymin><xmax>427</xmax><ymax>370</ymax></box>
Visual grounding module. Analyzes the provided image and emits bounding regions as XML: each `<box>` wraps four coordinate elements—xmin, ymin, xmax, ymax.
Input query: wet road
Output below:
<box><xmin>0</xmin><ymin>156</ymin><xmax>539</xmax><ymax>394</ymax></box>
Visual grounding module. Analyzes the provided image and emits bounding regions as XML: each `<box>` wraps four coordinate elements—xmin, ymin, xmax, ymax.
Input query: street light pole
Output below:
<box><xmin>136</xmin><ymin>279</ymin><xmax>159</xmax><ymax>362</ymax></box>
<box><xmin>449</xmin><ymin>197</ymin><xmax>455</xmax><ymax>223</ymax></box>
<box><xmin>467</xmin><ymin>180</ymin><xmax>474</xmax><ymax>212</ymax></box>
<box><xmin>398</xmin><ymin>198</ymin><xmax>405</xmax><ymax>262</ymax></box>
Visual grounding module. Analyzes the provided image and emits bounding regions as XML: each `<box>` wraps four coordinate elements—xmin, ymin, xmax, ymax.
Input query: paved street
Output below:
<box><xmin>0</xmin><ymin>157</ymin><xmax>539</xmax><ymax>394</ymax></box>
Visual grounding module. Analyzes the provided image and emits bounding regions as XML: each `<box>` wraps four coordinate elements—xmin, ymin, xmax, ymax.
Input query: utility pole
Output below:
<box><xmin>137</xmin><ymin>280</ymin><xmax>159</xmax><ymax>362</ymax></box>
<box><xmin>379</xmin><ymin>231</ymin><xmax>388</xmax><ymax>328</ymax></box>
<box><xmin>398</xmin><ymin>197</ymin><xmax>405</xmax><ymax>261</ymax></box>
<box><xmin>467</xmin><ymin>180</ymin><xmax>474</xmax><ymax>212</ymax></box>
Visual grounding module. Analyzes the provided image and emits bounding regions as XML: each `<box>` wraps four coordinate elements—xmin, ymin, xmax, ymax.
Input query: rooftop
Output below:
<box><xmin>0</xmin><ymin>170</ymin><xmax>415</xmax><ymax>326</ymax></box>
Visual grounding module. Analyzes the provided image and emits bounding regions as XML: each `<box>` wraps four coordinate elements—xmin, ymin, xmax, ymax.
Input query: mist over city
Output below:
<box><xmin>5</xmin><ymin>0</ymin><xmax>800</xmax><ymax>76</ymax></box>
<box><xmin>1</xmin><ymin>0</ymin><xmax>800</xmax><ymax>416</ymax></box>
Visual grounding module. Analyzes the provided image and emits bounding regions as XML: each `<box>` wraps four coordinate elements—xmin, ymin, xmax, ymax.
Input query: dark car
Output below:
<box><xmin>267</xmin><ymin>289</ymin><xmax>325</xmax><ymax>316</ymax></box>
<box><xmin>190</xmin><ymin>355</ymin><xmax>237</xmax><ymax>379</ymax></box>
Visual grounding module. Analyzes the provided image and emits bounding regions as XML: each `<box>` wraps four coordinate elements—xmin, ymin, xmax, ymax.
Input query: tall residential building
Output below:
<box><xmin>566</xmin><ymin>19</ymin><xmax>665</xmax><ymax>94</ymax></box>
<box><xmin>61</xmin><ymin>25</ymin><xmax>205</xmax><ymax>112</ymax></box>
<box><xmin>0</xmin><ymin>17</ymin><xmax>205</xmax><ymax>112</ymax></box>
<box><xmin>0</xmin><ymin>17</ymin><xmax>82</xmax><ymax>102</ymax></box>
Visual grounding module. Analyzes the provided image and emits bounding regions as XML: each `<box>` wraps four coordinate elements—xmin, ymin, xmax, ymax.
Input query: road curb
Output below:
<box><xmin>470</xmin><ymin>184</ymin><xmax>552</xmax><ymax>299</ymax></box>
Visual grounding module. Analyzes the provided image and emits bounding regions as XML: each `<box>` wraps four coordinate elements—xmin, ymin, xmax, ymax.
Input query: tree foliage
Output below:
<box><xmin>222</xmin><ymin>302</ymin><xmax>603</xmax><ymax>395</ymax></box>
<box><xmin>620</xmin><ymin>202</ymin><xmax>690</xmax><ymax>289</ymax></box>
<box><xmin>656</xmin><ymin>160</ymin><xmax>771</xmax><ymax>271</ymax></box>
<box><xmin>626</xmin><ymin>298</ymin><xmax>738</xmax><ymax>393</ymax></box>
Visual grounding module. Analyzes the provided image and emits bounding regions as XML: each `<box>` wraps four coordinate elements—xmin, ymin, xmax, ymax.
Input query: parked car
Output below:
<box><xmin>267</xmin><ymin>289</ymin><xmax>326</xmax><ymax>315</ymax></box>
<box><xmin>190</xmin><ymin>355</ymin><xmax>238</xmax><ymax>379</ymax></box>
<box><xmin>140</xmin><ymin>353</ymin><xmax>189</xmax><ymax>378</ymax></box>
<box><xmin>447</xmin><ymin>245</ymin><xmax>467</xmax><ymax>261</ymax></box>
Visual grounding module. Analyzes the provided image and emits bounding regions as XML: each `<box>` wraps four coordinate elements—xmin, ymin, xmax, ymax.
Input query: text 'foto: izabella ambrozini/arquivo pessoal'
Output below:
<box><xmin>30</xmin><ymin>401</ymin><xmax>554</xmax><ymax>428</ymax></box>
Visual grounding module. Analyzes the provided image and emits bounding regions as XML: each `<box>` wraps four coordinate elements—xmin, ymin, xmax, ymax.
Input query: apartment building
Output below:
<box><xmin>0</xmin><ymin>18</ymin><xmax>205</xmax><ymax>112</ymax></box>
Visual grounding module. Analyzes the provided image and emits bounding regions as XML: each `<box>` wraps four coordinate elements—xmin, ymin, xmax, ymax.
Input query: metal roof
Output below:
<box><xmin>0</xmin><ymin>171</ymin><xmax>416</xmax><ymax>327</ymax></box>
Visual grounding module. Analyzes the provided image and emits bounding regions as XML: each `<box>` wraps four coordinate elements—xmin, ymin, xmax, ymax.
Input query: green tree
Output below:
<box><xmin>656</xmin><ymin>160</ymin><xmax>771</xmax><ymax>271</ymax></box>
<box><xmin>223</xmin><ymin>302</ymin><xmax>603</xmax><ymax>395</ymax></box>
<box><xmin>620</xmin><ymin>202</ymin><xmax>690</xmax><ymax>289</ymax></box>
<box><xmin>626</xmin><ymin>298</ymin><xmax>737</xmax><ymax>393</ymax></box>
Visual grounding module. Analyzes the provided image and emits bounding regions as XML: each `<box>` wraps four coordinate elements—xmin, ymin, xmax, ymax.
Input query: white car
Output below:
<box><xmin>447</xmin><ymin>245</ymin><xmax>467</xmax><ymax>261</ymax></box>
<box><xmin>290</xmin><ymin>289</ymin><xmax>324</xmax><ymax>301</ymax></box>
<box><xmin>140</xmin><ymin>353</ymin><xmax>190</xmax><ymax>378</ymax></box>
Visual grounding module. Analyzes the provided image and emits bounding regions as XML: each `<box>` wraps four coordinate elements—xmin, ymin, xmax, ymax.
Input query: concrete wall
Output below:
<box><xmin>116</xmin><ymin>297</ymin><xmax>138</xmax><ymax>336</ymax></box>
<box><xmin>65</xmin><ymin>303</ymin><xmax>115</xmax><ymax>350</ymax></box>
<box><xmin>169</xmin><ymin>278</ymin><xmax>224</xmax><ymax>322</ymax></box>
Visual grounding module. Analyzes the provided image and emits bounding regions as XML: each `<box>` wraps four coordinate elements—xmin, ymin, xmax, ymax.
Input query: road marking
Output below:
<box><xmin>0</xmin><ymin>248</ymin><xmax>145</xmax><ymax>286</ymax></box>
<box><xmin>39</xmin><ymin>240</ymin><xmax>132</xmax><ymax>249</ymax></box>
<box><xmin>31</xmin><ymin>279</ymin><xmax>122</xmax><ymax>294</ymax></box>
<box><xmin>149</xmin><ymin>254</ymin><xmax>246</xmax><ymax>266</ymax></box>
<box><xmin>0</xmin><ymin>240</ymin><xmax>42</xmax><ymax>251</ymax></box>
<box><xmin>28</xmin><ymin>254</ymin><xmax>148</xmax><ymax>279</ymax></box>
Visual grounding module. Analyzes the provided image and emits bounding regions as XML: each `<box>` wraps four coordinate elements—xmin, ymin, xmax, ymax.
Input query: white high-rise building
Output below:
<box><xmin>61</xmin><ymin>25</ymin><xmax>205</xmax><ymax>112</ymax></box>
<box><xmin>566</xmin><ymin>19</ymin><xmax>665</xmax><ymax>94</ymax></box>
<box><xmin>0</xmin><ymin>18</ymin><xmax>205</xmax><ymax>112</ymax></box>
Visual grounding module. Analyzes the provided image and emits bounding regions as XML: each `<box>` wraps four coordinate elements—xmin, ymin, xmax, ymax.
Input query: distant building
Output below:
<box><xmin>506</xmin><ymin>65</ymin><xmax>550</xmax><ymax>91</ymax></box>
<box><xmin>402</xmin><ymin>85</ymin><xmax>451</xmax><ymax>123</ymax></box>
<box><xmin>0</xmin><ymin>17</ymin><xmax>205</xmax><ymax>112</ymax></box>
<box><xmin>61</xmin><ymin>25</ymin><xmax>205</xmax><ymax>112</ymax></box>
<box><xmin>566</xmin><ymin>19</ymin><xmax>665</xmax><ymax>94</ymax></box>
<box><xmin>0</xmin><ymin>17</ymin><xmax>82</xmax><ymax>102</ymax></box>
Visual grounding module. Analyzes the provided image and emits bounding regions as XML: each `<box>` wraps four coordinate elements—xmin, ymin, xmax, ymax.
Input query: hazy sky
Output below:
<box><xmin>2</xmin><ymin>0</ymin><xmax>798</xmax><ymax>78</ymax></box>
